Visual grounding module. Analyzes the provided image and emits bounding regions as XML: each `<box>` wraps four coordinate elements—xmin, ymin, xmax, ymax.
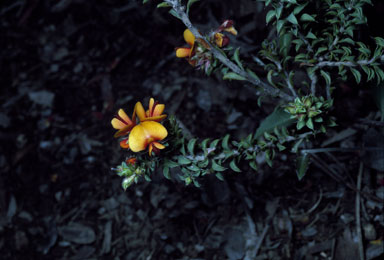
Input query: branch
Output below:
<box><xmin>316</xmin><ymin>55</ymin><xmax>384</xmax><ymax>68</ymax></box>
<box><xmin>165</xmin><ymin>0</ymin><xmax>294</xmax><ymax>101</ymax></box>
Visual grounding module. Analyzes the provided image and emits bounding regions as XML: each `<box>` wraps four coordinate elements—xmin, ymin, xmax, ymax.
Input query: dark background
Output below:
<box><xmin>0</xmin><ymin>0</ymin><xmax>383</xmax><ymax>259</ymax></box>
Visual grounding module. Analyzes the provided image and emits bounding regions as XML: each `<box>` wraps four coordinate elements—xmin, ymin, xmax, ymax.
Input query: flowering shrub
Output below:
<box><xmin>112</xmin><ymin>0</ymin><xmax>384</xmax><ymax>189</ymax></box>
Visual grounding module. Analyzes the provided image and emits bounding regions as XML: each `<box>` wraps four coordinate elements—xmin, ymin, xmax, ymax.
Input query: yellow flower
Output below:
<box><xmin>134</xmin><ymin>97</ymin><xmax>167</xmax><ymax>122</ymax></box>
<box><xmin>129</xmin><ymin>121</ymin><xmax>168</xmax><ymax>156</ymax></box>
<box><xmin>214</xmin><ymin>33</ymin><xmax>229</xmax><ymax>48</ymax></box>
<box><xmin>111</xmin><ymin>109</ymin><xmax>136</xmax><ymax>138</ymax></box>
<box><xmin>176</xmin><ymin>29</ymin><xmax>195</xmax><ymax>58</ymax></box>
<box><xmin>219</xmin><ymin>20</ymin><xmax>238</xmax><ymax>36</ymax></box>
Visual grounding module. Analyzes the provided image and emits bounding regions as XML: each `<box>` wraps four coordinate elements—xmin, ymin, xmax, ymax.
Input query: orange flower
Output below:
<box><xmin>129</xmin><ymin>121</ymin><xmax>167</xmax><ymax>156</ymax></box>
<box><xmin>134</xmin><ymin>97</ymin><xmax>167</xmax><ymax>122</ymax></box>
<box><xmin>218</xmin><ymin>20</ymin><xmax>238</xmax><ymax>36</ymax></box>
<box><xmin>176</xmin><ymin>29</ymin><xmax>195</xmax><ymax>58</ymax></box>
<box><xmin>125</xmin><ymin>157</ymin><xmax>137</xmax><ymax>165</ymax></box>
<box><xmin>111</xmin><ymin>109</ymin><xmax>136</xmax><ymax>138</ymax></box>
<box><xmin>214</xmin><ymin>33</ymin><xmax>230</xmax><ymax>48</ymax></box>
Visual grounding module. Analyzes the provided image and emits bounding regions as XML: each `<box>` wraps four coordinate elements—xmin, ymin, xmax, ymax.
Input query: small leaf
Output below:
<box><xmin>163</xmin><ymin>167</ymin><xmax>171</xmax><ymax>180</ymax></box>
<box><xmin>178</xmin><ymin>156</ymin><xmax>191</xmax><ymax>165</ymax></box>
<box><xmin>249</xmin><ymin>161</ymin><xmax>258</xmax><ymax>171</ymax></box>
<box><xmin>187</xmin><ymin>138</ymin><xmax>197</xmax><ymax>155</ymax></box>
<box><xmin>306</xmin><ymin>31</ymin><xmax>317</xmax><ymax>39</ymax></box>
<box><xmin>212</xmin><ymin>160</ymin><xmax>226</xmax><ymax>172</ymax></box>
<box><xmin>230</xmin><ymin>159</ymin><xmax>241</xmax><ymax>172</ymax></box>
<box><xmin>233</xmin><ymin>48</ymin><xmax>244</xmax><ymax>70</ymax></box>
<box><xmin>255</xmin><ymin>108</ymin><xmax>295</xmax><ymax>139</ymax></box>
<box><xmin>296</xmin><ymin>153</ymin><xmax>310</xmax><ymax>180</ymax></box>
<box><xmin>292</xmin><ymin>138</ymin><xmax>304</xmax><ymax>153</ymax></box>
<box><xmin>300</xmin><ymin>13</ymin><xmax>315</xmax><ymax>22</ymax></box>
<box><xmin>277</xmin><ymin>20</ymin><xmax>285</xmax><ymax>34</ymax></box>
<box><xmin>222</xmin><ymin>134</ymin><xmax>230</xmax><ymax>150</ymax></box>
<box><xmin>215</xmin><ymin>173</ymin><xmax>225</xmax><ymax>181</ymax></box>
<box><xmin>286</xmin><ymin>13</ymin><xmax>298</xmax><ymax>25</ymax></box>
<box><xmin>306</xmin><ymin>118</ymin><xmax>314</xmax><ymax>130</ymax></box>
<box><xmin>266</xmin><ymin>10</ymin><xmax>276</xmax><ymax>24</ymax></box>
<box><xmin>350</xmin><ymin>67</ymin><xmax>361</xmax><ymax>84</ymax></box>
<box><xmin>247</xmin><ymin>69</ymin><xmax>260</xmax><ymax>81</ymax></box>
<box><xmin>293</xmin><ymin>3</ymin><xmax>308</xmax><ymax>15</ymax></box>
<box><xmin>320</xmin><ymin>70</ymin><xmax>331</xmax><ymax>86</ymax></box>
<box><xmin>157</xmin><ymin>2</ymin><xmax>171</xmax><ymax>8</ymax></box>
<box><xmin>223</xmin><ymin>72</ymin><xmax>247</xmax><ymax>81</ymax></box>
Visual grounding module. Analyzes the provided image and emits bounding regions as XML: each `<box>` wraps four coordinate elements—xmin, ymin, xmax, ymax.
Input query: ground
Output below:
<box><xmin>0</xmin><ymin>0</ymin><xmax>383</xmax><ymax>259</ymax></box>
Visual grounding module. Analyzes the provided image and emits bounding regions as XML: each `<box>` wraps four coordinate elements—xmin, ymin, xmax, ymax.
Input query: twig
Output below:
<box><xmin>316</xmin><ymin>55</ymin><xmax>383</xmax><ymax>68</ymax></box>
<box><xmin>308</xmin><ymin>70</ymin><xmax>318</xmax><ymax>96</ymax></box>
<box><xmin>284</xmin><ymin>71</ymin><xmax>298</xmax><ymax>97</ymax></box>
<box><xmin>356</xmin><ymin>162</ymin><xmax>365</xmax><ymax>260</ymax></box>
<box><xmin>164</xmin><ymin>0</ymin><xmax>293</xmax><ymax>101</ymax></box>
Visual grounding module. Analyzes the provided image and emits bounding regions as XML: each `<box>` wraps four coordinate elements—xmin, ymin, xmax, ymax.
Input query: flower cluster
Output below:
<box><xmin>175</xmin><ymin>20</ymin><xmax>237</xmax><ymax>73</ymax></box>
<box><xmin>111</xmin><ymin>98</ymin><xmax>168</xmax><ymax>156</ymax></box>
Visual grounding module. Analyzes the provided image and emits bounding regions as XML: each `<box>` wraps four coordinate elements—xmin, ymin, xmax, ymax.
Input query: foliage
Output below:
<box><xmin>112</xmin><ymin>0</ymin><xmax>384</xmax><ymax>189</ymax></box>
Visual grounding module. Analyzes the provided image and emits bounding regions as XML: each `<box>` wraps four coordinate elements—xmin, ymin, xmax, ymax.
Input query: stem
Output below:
<box><xmin>316</xmin><ymin>55</ymin><xmax>383</xmax><ymax>68</ymax></box>
<box><xmin>165</xmin><ymin>0</ymin><xmax>293</xmax><ymax>101</ymax></box>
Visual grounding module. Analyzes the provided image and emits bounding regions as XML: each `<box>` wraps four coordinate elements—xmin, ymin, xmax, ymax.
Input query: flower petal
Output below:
<box><xmin>153</xmin><ymin>104</ymin><xmax>165</xmax><ymax>117</ymax></box>
<box><xmin>176</xmin><ymin>48</ymin><xmax>191</xmax><ymax>58</ymax></box>
<box><xmin>114</xmin><ymin>124</ymin><xmax>134</xmax><ymax>138</ymax></box>
<box><xmin>141</xmin><ymin>114</ymin><xmax>167</xmax><ymax>122</ymax></box>
<box><xmin>153</xmin><ymin>142</ymin><xmax>165</xmax><ymax>149</ymax></box>
<box><xmin>184</xmin><ymin>29</ymin><xmax>195</xmax><ymax>46</ymax></box>
<box><xmin>134</xmin><ymin>102</ymin><xmax>146</xmax><ymax>121</ymax></box>
<box><xmin>129</xmin><ymin>124</ymin><xmax>147</xmax><ymax>152</ymax></box>
<box><xmin>111</xmin><ymin>118</ymin><xmax>126</xmax><ymax>130</ymax></box>
<box><xmin>118</xmin><ymin>109</ymin><xmax>132</xmax><ymax>125</ymax></box>
<box><xmin>141</xmin><ymin>121</ymin><xmax>168</xmax><ymax>140</ymax></box>
<box><xmin>119</xmin><ymin>138</ymin><xmax>130</xmax><ymax>149</ymax></box>
<box><xmin>224</xmin><ymin>26</ymin><xmax>238</xmax><ymax>36</ymax></box>
<box><xmin>148</xmin><ymin>143</ymin><xmax>153</xmax><ymax>156</ymax></box>
<box><xmin>148</xmin><ymin>98</ymin><xmax>155</xmax><ymax>114</ymax></box>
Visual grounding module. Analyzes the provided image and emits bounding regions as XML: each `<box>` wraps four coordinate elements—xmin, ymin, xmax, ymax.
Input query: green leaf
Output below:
<box><xmin>233</xmin><ymin>48</ymin><xmax>244</xmax><ymax>70</ymax></box>
<box><xmin>266</xmin><ymin>10</ymin><xmax>275</xmax><ymax>24</ymax></box>
<box><xmin>276</xmin><ymin>5</ymin><xmax>283</xmax><ymax>19</ymax></box>
<box><xmin>320</xmin><ymin>70</ymin><xmax>331</xmax><ymax>86</ymax></box>
<box><xmin>374</xmin><ymin>37</ymin><xmax>384</xmax><ymax>48</ymax></box>
<box><xmin>306</xmin><ymin>31</ymin><xmax>317</xmax><ymax>39</ymax></box>
<box><xmin>178</xmin><ymin>156</ymin><xmax>191</xmax><ymax>165</ymax></box>
<box><xmin>247</xmin><ymin>69</ymin><xmax>260</xmax><ymax>81</ymax></box>
<box><xmin>276</xmin><ymin>143</ymin><xmax>286</xmax><ymax>151</ymax></box>
<box><xmin>222</xmin><ymin>134</ymin><xmax>230</xmax><ymax>150</ymax></box>
<box><xmin>187</xmin><ymin>138</ymin><xmax>197</xmax><ymax>155</ymax></box>
<box><xmin>300</xmin><ymin>13</ymin><xmax>315</xmax><ymax>22</ymax></box>
<box><xmin>163</xmin><ymin>167</ymin><xmax>171</xmax><ymax>179</ymax></box>
<box><xmin>291</xmin><ymin>138</ymin><xmax>303</xmax><ymax>153</ymax></box>
<box><xmin>350</xmin><ymin>67</ymin><xmax>361</xmax><ymax>84</ymax></box>
<box><xmin>212</xmin><ymin>160</ymin><xmax>226</xmax><ymax>172</ymax></box>
<box><xmin>296</xmin><ymin>153</ymin><xmax>310</xmax><ymax>180</ymax></box>
<box><xmin>277</xmin><ymin>20</ymin><xmax>285</xmax><ymax>34</ymax></box>
<box><xmin>157</xmin><ymin>2</ymin><xmax>171</xmax><ymax>8</ymax></box>
<box><xmin>229</xmin><ymin>159</ymin><xmax>241</xmax><ymax>172</ymax></box>
<box><xmin>143</xmin><ymin>0</ymin><xmax>149</xmax><ymax>4</ymax></box>
<box><xmin>255</xmin><ymin>108</ymin><xmax>296</xmax><ymax>139</ymax></box>
<box><xmin>249</xmin><ymin>161</ymin><xmax>258</xmax><ymax>171</ymax></box>
<box><xmin>187</xmin><ymin>0</ymin><xmax>200</xmax><ymax>15</ymax></box>
<box><xmin>293</xmin><ymin>3</ymin><xmax>307</xmax><ymax>15</ymax></box>
<box><xmin>286</xmin><ymin>13</ymin><xmax>298</xmax><ymax>25</ymax></box>
<box><xmin>215</xmin><ymin>172</ymin><xmax>225</xmax><ymax>181</ymax></box>
<box><xmin>223</xmin><ymin>72</ymin><xmax>247</xmax><ymax>81</ymax></box>
<box><xmin>210</xmin><ymin>139</ymin><xmax>220</xmax><ymax>149</ymax></box>
<box><xmin>306</xmin><ymin>118</ymin><xmax>314</xmax><ymax>130</ymax></box>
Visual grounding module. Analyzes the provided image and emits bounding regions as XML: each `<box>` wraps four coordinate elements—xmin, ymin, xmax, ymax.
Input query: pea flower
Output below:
<box><xmin>135</xmin><ymin>97</ymin><xmax>167</xmax><ymax>122</ymax></box>
<box><xmin>214</xmin><ymin>33</ymin><xmax>230</xmax><ymax>48</ymax></box>
<box><xmin>218</xmin><ymin>20</ymin><xmax>238</xmax><ymax>36</ymax></box>
<box><xmin>129</xmin><ymin>121</ymin><xmax>168</xmax><ymax>156</ymax></box>
<box><xmin>111</xmin><ymin>109</ymin><xmax>136</xmax><ymax>138</ymax></box>
<box><xmin>176</xmin><ymin>29</ymin><xmax>195</xmax><ymax>59</ymax></box>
